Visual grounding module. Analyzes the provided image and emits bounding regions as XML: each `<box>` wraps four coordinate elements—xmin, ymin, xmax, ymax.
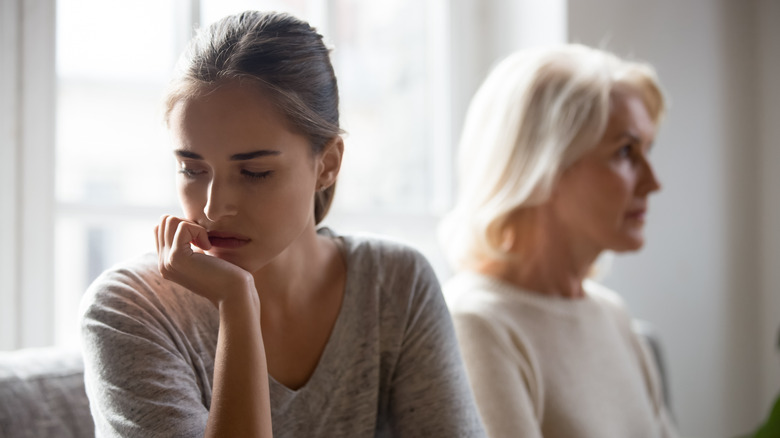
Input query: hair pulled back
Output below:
<box><xmin>165</xmin><ymin>11</ymin><xmax>342</xmax><ymax>224</ymax></box>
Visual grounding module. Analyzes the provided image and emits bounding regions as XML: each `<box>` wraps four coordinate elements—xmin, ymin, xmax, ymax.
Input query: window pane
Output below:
<box><xmin>201</xmin><ymin>0</ymin><xmax>314</xmax><ymax>26</ymax></box>
<box><xmin>329</xmin><ymin>0</ymin><xmax>433</xmax><ymax>214</ymax></box>
<box><xmin>55</xmin><ymin>217</ymin><xmax>164</xmax><ymax>346</ymax></box>
<box><xmin>55</xmin><ymin>0</ymin><xmax>184</xmax><ymax>346</ymax></box>
<box><xmin>56</xmin><ymin>0</ymin><xmax>179</xmax><ymax>207</ymax></box>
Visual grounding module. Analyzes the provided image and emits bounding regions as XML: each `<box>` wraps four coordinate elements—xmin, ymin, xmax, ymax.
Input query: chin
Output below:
<box><xmin>610</xmin><ymin>235</ymin><xmax>645</xmax><ymax>253</ymax></box>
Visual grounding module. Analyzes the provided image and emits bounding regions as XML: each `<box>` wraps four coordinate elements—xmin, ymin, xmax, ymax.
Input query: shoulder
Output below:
<box><xmin>444</xmin><ymin>272</ymin><xmax>530</xmax><ymax>324</ymax></box>
<box><xmin>336</xmin><ymin>230</ymin><xmax>440</xmax><ymax>292</ymax></box>
<box><xmin>80</xmin><ymin>253</ymin><xmax>162</xmax><ymax>313</ymax></box>
<box><xmin>584</xmin><ymin>279</ymin><xmax>631</xmax><ymax>315</ymax></box>
<box><xmin>331</xmin><ymin>230</ymin><xmax>450</xmax><ymax>333</ymax></box>
<box><xmin>444</xmin><ymin>272</ymin><xmax>497</xmax><ymax>310</ymax></box>
<box><xmin>339</xmin><ymin>231</ymin><xmax>434</xmax><ymax>271</ymax></box>
<box><xmin>79</xmin><ymin>253</ymin><xmax>213</xmax><ymax>335</ymax></box>
<box><xmin>583</xmin><ymin>279</ymin><xmax>640</xmax><ymax>339</ymax></box>
<box><xmin>444</xmin><ymin>273</ymin><xmax>529</xmax><ymax>346</ymax></box>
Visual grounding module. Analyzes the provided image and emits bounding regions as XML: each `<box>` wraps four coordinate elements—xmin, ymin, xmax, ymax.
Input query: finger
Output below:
<box><xmin>153</xmin><ymin>224</ymin><xmax>160</xmax><ymax>254</ymax></box>
<box><xmin>188</xmin><ymin>224</ymin><xmax>212</xmax><ymax>251</ymax></box>
<box><xmin>168</xmin><ymin>222</ymin><xmax>218</xmax><ymax>284</ymax></box>
<box><xmin>158</xmin><ymin>215</ymin><xmax>168</xmax><ymax>250</ymax></box>
<box><xmin>171</xmin><ymin>221</ymin><xmax>209</xmax><ymax>253</ymax></box>
<box><xmin>163</xmin><ymin>215</ymin><xmax>182</xmax><ymax>249</ymax></box>
<box><xmin>157</xmin><ymin>215</ymin><xmax>171</xmax><ymax>269</ymax></box>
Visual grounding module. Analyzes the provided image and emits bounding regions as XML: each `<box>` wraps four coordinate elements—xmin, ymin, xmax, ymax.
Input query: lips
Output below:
<box><xmin>625</xmin><ymin>209</ymin><xmax>647</xmax><ymax>221</ymax></box>
<box><xmin>207</xmin><ymin>231</ymin><xmax>251</xmax><ymax>249</ymax></box>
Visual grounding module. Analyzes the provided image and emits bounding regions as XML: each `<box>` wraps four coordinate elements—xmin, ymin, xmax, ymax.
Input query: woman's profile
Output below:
<box><xmin>441</xmin><ymin>44</ymin><xmax>678</xmax><ymax>437</ymax></box>
<box><xmin>80</xmin><ymin>11</ymin><xmax>484</xmax><ymax>437</ymax></box>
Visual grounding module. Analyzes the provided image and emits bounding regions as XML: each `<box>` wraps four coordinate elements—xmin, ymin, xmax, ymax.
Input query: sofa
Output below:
<box><xmin>0</xmin><ymin>347</ymin><xmax>93</xmax><ymax>438</ymax></box>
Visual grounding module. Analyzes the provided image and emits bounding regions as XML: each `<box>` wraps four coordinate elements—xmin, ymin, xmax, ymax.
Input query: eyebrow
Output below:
<box><xmin>174</xmin><ymin>149</ymin><xmax>281</xmax><ymax>160</ymax></box>
<box><xmin>614</xmin><ymin>131</ymin><xmax>642</xmax><ymax>143</ymax></box>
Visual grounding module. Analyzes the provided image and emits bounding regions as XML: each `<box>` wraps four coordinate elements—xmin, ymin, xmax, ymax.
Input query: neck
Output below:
<box><xmin>476</xmin><ymin>207</ymin><xmax>601</xmax><ymax>299</ymax></box>
<box><xmin>250</xmin><ymin>225</ymin><xmax>339</xmax><ymax>305</ymax></box>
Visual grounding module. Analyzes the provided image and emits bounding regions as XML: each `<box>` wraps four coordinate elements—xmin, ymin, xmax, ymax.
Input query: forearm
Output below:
<box><xmin>206</xmin><ymin>290</ymin><xmax>272</xmax><ymax>438</ymax></box>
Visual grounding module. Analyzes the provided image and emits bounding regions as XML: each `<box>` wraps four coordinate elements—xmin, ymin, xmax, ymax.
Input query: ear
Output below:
<box><xmin>316</xmin><ymin>136</ymin><xmax>344</xmax><ymax>190</ymax></box>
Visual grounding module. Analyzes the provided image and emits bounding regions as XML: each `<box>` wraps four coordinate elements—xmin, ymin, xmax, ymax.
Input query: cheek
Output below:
<box><xmin>245</xmin><ymin>175</ymin><xmax>315</xmax><ymax>225</ymax></box>
<box><xmin>605</xmin><ymin>166</ymin><xmax>637</xmax><ymax>203</ymax></box>
<box><xmin>590</xmin><ymin>174</ymin><xmax>634</xmax><ymax>220</ymax></box>
<box><xmin>177</xmin><ymin>181</ymin><xmax>206</xmax><ymax>216</ymax></box>
<box><xmin>556</xmin><ymin>167</ymin><xmax>632</xmax><ymax>222</ymax></box>
<box><xmin>280</xmin><ymin>177</ymin><xmax>316</xmax><ymax>219</ymax></box>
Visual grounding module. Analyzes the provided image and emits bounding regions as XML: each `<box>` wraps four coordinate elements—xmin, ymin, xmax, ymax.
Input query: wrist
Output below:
<box><xmin>217</xmin><ymin>275</ymin><xmax>261</xmax><ymax>314</ymax></box>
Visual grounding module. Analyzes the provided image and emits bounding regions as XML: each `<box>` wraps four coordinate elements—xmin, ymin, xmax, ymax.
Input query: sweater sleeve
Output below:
<box><xmin>385</xmin><ymin>253</ymin><xmax>486</xmax><ymax>438</ymax></box>
<box><xmin>80</xmin><ymin>267</ymin><xmax>210</xmax><ymax>438</ymax></box>
<box><xmin>451</xmin><ymin>310</ymin><xmax>543</xmax><ymax>438</ymax></box>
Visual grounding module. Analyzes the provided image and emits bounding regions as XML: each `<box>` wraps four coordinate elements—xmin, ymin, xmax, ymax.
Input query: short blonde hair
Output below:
<box><xmin>440</xmin><ymin>44</ymin><xmax>666</xmax><ymax>269</ymax></box>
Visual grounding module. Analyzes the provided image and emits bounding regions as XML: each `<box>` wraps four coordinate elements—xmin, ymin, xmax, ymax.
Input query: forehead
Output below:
<box><xmin>605</xmin><ymin>86</ymin><xmax>656</xmax><ymax>141</ymax></box>
<box><xmin>168</xmin><ymin>81</ymin><xmax>303</xmax><ymax>154</ymax></box>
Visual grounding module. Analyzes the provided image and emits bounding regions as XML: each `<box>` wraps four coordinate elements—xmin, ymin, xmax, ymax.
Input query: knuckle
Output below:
<box><xmin>158</xmin><ymin>260</ymin><xmax>171</xmax><ymax>278</ymax></box>
<box><xmin>162</xmin><ymin>260</ymin><xmax>176</xmax><ymax>275</ymax></box>
<box><xmin>168</xmin><ymin>247</ymin><xmax>187</xmax><ymax>267</ymax></box>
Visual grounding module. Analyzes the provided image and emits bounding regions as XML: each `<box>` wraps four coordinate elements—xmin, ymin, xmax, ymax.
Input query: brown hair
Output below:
<box><xmin>165</xmin><ymin>11</ymin><xmax>343</xmax><ymax>224</ymax></box>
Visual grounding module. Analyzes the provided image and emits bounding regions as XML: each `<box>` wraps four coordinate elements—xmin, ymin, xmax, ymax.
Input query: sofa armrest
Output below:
<box><xmin>0</xmin><ymin>347</ymin><xmax>94</xmax><ymax>438</ymax></box>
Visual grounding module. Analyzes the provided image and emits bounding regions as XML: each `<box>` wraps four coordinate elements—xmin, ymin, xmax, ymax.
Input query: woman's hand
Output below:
<box><xmin>154</xmin><ymin>215</ymin><xmax>255</xmax><ymax>307</ymax></box>
<box><xmin>156</xmin><ymin>215</ymin><xmax>271</xmax><ymax>437</ymax></box>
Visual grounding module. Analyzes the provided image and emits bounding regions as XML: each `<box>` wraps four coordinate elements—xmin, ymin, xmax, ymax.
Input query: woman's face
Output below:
<box><xmin>168</xmin><ymin>81</ymin><xmax>337</xmax><ymax>272</ymax></box>
<box><xmin>551</xmin><ymin>86</ymin><xmax>661</xmax><ymax>253</ymax></box>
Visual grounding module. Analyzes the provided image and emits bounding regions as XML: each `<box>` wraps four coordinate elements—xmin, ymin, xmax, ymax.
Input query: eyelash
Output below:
<box><xmin>241</xmin><ymin>170</ymin><xmax>273</xmax><ymax>180</ymax></box>
<box><xmin>178</xmin><ymin>168</ymin><xmax>203</xmax><ymax>178</ymax></box>
<box><xmin>178</xmin><ymin>168</ymin><xmax>273</xmax><ymax>181</ymax></box>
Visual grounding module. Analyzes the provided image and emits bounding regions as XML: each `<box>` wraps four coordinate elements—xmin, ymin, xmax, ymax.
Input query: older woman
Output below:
<box><xmin>440</xmin><ymin>44</ymin><xmax>678</xmax><ymax>437</ymax></box>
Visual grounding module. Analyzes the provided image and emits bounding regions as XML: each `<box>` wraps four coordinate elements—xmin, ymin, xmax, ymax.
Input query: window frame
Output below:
<box><xmin>0</xmin><ymin>0</ymin><xmax>57</xmax><ymax>349</ymax></box>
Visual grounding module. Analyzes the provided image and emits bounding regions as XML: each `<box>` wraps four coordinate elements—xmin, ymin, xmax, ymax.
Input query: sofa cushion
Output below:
<box><xmin>0</xmin><ymin>347</ymin><xmax>93</xmax><ymax>438</ymax></box>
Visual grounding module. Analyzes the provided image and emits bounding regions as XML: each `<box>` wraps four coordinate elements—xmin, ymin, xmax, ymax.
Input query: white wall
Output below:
<box><xmin>568</xmin><ymin>0</ymin><xmax>778</xmax><ymax>436</ymax></box>
<box><xmin>448</xmin><ymin>0</ymin><xmax>567</xmax><ymax>170</ymax></box>
<box><xmin>757</xmin><ymin>0</ymin><xmax>780</xmax><ymax>419</ymax></box>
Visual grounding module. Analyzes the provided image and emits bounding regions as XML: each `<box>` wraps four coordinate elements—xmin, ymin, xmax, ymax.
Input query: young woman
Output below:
<box><xmin>440</xmin><ymin>45</ymin><xmax>679</xmax><ymax>437</ymax></box>
<box><xmin>80</xmin><ymin>11</ymin><xmax>484</xmax><ymax>437</ymax></box>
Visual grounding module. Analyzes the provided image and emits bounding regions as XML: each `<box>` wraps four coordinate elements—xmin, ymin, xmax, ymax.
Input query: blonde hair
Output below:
<box><xmin>440</xmin><ymin>44</ymin><xmax>666</xmax><ymax>269</ymax></box>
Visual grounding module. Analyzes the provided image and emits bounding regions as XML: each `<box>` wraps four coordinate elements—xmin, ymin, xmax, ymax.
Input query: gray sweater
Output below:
<box><xmin>80</xmin><ymin>231</ymin><xmax>485</xmax><ymax>437</ymax></box>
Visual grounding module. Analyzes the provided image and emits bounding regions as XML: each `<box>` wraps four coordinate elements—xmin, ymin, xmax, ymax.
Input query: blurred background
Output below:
<box><xmin>1</xmin><ymin>0</ymin><xmax>778</xmax><ymax>436</ymax></box>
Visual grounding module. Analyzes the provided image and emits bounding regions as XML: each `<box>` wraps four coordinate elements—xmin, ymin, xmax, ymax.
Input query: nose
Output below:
<box><xmin>204</xmin><ymin>175</ymin><xmax>238</xmax><ymax>222</ymax></box>
<box><xmin>638</xmin><ymin>157</ymin><xmax>661</xmax><ymax>196</ymax></box>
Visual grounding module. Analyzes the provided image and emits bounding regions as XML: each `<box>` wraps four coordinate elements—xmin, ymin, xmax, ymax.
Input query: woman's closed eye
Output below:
<box><xmin>178</xmin><ymin>165</ymin><xmax>207</xmax><ymax>178</ymax></box>
<box><xmin>241</xmin><ymin>169</ymin><xmax>273</xmax><ymax>180</ymax></box>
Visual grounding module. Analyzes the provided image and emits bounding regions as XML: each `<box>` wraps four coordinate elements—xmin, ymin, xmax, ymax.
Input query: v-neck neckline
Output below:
<box><xmin>268</xmin><ymin>231</ymin><xmax>352</xmax><ymax>397</ymax></box>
